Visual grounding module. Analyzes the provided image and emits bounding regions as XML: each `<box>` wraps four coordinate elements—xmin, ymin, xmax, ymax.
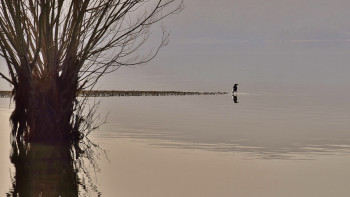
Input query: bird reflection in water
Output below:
<box><xmin>232</xmin><ymin>95</ymin><xmax>238</xmax><ymax>103</ymax></box>
<box><xmin>7</xmin><ymin>135</ymin><xmax>103</xmax><ymax>196</ymax></box>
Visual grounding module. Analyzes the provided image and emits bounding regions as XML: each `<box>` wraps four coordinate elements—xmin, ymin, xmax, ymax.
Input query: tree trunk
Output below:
<box><xmin>11</xmin><ymin>68</ymin><xmax>80</xmax><ymax>144</ymax></box>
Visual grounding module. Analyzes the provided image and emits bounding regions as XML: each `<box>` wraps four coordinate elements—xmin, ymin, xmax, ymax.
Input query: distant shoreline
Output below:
<box><xmin>0</xmin><ymin>90</ymin><xmax>228</xmax><ymax>98</ymax></box>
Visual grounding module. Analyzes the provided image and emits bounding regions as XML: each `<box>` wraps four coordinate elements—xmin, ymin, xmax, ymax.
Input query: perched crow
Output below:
<box><xmin>232</xmin><ymin>84</ymin><xmax>238</xmax><ymax>93</ymax></box>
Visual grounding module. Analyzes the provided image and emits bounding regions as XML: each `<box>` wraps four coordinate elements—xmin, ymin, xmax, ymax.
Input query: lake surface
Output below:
<box><xmin>1</xmin><ymin>87</ymin><xmax>350</xmax><ymax>196</ymax></box>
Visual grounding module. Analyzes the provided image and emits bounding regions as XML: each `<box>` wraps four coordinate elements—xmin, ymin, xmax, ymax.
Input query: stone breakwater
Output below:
<box><xmin>80</xmin><ymin>90</ymin><xmax>228</xmax><ymax>97</ymax></box>
<box><xmin>0</xmin><ymin>91</ymin><xmax>11</xmax><ymax>98</ymax></box>
<box><xmin>0</xmin><ymin>91</ymin><xmax>228</xmax><ymax>98</ymax></box>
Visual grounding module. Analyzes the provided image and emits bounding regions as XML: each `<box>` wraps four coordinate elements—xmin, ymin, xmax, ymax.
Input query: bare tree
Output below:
<box><xmin>0</xmin><ymin>0</ymin><xmax>183</xmax><ymax>143</ymax></box>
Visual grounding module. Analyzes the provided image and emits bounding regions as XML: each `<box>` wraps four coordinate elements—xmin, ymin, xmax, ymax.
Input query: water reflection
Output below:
<box><xmin>109</xmin><ymin>129</ymin><xmax>350</xmax><ymax>160</ymax></box>
<box><xmin>7</xmin><ymin>136</ymin><xmax>102</xmax><ymax>196</ymax></box>
<box><xmin>147</xmin><ymin>139</ymin><xmax>350</xmax><ymax>160</ymax></box>
<box><xmin>232</xmin><ymin>94</ymin><xmax>238</xmax><ymax>103</ymax></box>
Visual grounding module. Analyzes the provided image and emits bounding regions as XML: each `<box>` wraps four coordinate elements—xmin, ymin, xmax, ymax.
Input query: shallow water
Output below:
<box><xmin>97</xmin><ymin>88</ymin><xmax>350</xmax><ymax>159</ymax></box>
<box><xmin>1</xmin><ymin>88</ymin><xmax>350</xmax><ymax>196</ymax></box>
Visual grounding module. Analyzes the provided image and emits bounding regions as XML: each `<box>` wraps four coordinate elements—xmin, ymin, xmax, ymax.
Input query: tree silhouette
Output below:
<box><xmin>0</xmin><ymin>0</ymin><xmax>183</xmax><ymax>143</ymax></box>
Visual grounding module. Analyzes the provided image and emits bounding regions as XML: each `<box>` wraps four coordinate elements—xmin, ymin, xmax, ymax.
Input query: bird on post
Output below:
<box><xmin>232</xmin><ymin>84</ymin><xmax>238</xmax><ymax>94</ymax></box>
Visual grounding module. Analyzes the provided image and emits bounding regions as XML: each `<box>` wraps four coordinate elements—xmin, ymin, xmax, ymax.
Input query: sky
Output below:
<box><xmin>2</xmin><ymin>0</ymin><xmax>350</xmax><ymax>92</ymax></box>
<box><xmin>177</xmin><ymin>0</ymin><xmax>350</xmax><ymax>42</ymax></box>
<box><xmin>94</xmin><ymin>0</ymin><xmax>350</xmax><ymax>92</ymax></box>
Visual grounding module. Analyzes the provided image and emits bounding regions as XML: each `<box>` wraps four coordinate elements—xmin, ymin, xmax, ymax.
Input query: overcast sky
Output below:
<box><xmin>94</xmin><ymin>0</ymin><xmax>350</xmax><ymax>92</ymax></box>
<box><xmin>2</xmin><ymin>0</ymin><xmax>350</xmax><ymax>91</ymax></box>
<box><xmin>178</xmin><ymin>0</ymin><xmax>350</xmax><ymax>41</ymax></box>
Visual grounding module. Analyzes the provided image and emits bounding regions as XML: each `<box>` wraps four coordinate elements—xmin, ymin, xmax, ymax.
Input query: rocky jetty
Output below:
<box><xmin>0</xmin><ymin>90</ymin><xmax>228</xmax><ymax>98</ymax></box>
<box><xmin>79</xmin><ymin>90</ymin><xmax>228</xmax><ymax>97</ymax></box>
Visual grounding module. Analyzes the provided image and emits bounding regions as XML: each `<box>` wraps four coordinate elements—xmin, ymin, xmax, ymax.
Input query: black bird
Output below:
<box><xmin>232</xmin><ymin>84</ymin><xmax>238</xmax><ymax>94</ymax></box>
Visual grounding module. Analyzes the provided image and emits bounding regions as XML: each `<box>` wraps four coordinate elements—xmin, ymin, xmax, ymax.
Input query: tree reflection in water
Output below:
<box><xmin>7</xmin><ymin>135</ymin><xmax>103</xmax><ymax>196</ymax></box>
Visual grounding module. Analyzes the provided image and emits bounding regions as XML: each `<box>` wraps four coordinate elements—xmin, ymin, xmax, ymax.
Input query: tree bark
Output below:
<box><xmin>11</xmin><ymin>67</ymin><xmax>80</xmax><ymax>144</ymax></box>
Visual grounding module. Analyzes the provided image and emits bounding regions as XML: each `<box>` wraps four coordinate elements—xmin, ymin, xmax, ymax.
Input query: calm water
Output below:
<box><xmin>1</xmin><ymin>87</ymin><xmax>350</xmax><ymax>196</ymax></box>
